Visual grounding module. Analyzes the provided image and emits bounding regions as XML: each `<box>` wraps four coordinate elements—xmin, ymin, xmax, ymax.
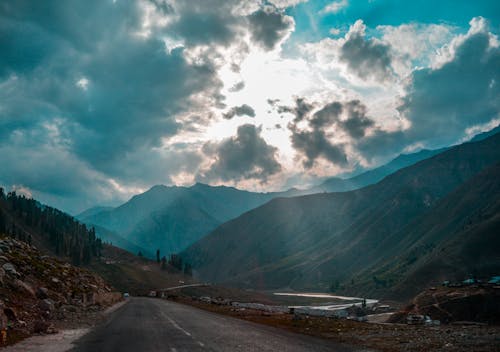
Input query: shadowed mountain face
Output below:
<box><xmin>372</xmin><ymin>162</ymin><xmax>500</xmax><ymax>299</ymax></box>
<box><xmin>181</xmin><ymin>133</ymin><xmax>500</xmax><ymax>298</ymax></box>
<box><xmin>80</xmin><ymin>183</ymin><xmax>298</xmax><ymax>256</ymax></box>
<box><xmin>313</xmin><ymin>148</ymin><xmax>447</xmax><ymax>193</ymax></box>
<box><xmin>312</xmin><ymin>125</ymin><xmax>499</xmax><ymax>193</ymax></box>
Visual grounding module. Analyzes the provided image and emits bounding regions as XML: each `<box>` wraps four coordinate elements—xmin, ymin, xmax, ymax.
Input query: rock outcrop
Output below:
<box><xmin>0</xmin><ymin>236</ymin><xmax>121</xmax><ymax>345</ymax></box>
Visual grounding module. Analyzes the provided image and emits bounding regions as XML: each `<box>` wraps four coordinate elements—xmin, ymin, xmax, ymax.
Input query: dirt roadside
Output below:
<box><xmin>170</xmin><ymin>296</ymin><xmax>500</xmax><ymax>352</ymax></box>
<box><xmin>2</xmin><ymin>300</ymin><xmax>128</xmax><ymax>352</ymax></box>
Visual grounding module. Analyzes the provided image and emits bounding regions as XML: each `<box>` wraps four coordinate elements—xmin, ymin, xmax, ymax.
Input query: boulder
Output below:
<box><xmin>3</xmin><ymin>307</ymin><xmax>17</xmax><ymax>322</ymax></box>
<box><xmin>32</xmin><ymin>320</ymin><xmax>50</xmax><ymax>334</ymax></box>
<box><xmin>36</xmin><ymin>287</ymin><xmax>49</xmax><ymax>299</ymax></box>
<box><xmin>13</xmin><ymin>279</ymin><xmax>36</xmax><ymax>297</ymax></box>
<box><xmin>0</xmin><ymin>301</ymin><xmax>7</xmax><ymax>330</ymax></box>
<box><xmin>2</xmin><ymin>263</ymin><xmax>19</xmax><ymax>277</ymax></box>
<box><xmin>38</xmin><ymin>299</ymin><xmax>55</xmax><ymax>313</ymax></box>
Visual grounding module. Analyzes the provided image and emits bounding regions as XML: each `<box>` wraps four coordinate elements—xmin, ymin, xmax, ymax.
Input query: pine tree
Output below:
<box><xmin>183</xmin><ymin>262</ymin><xmax>192</xmax><ymax>276</ymax></box>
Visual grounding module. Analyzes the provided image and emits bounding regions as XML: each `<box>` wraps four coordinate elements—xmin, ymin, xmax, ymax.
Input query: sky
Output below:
<box><xmin>0</xmin><ymin>0</ymin><xmax>499</xmax><ymax>214</ymax></box>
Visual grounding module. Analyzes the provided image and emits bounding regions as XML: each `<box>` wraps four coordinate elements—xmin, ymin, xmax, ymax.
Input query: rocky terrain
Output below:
<box><xmin>389</xmin><ymin>285</ymin><xmax>500</xmax><ymax>325</ymax></box>
<box><xmin>169</xmin><ymin>294</ymin><xmax>500</xmax><ymax>352</ymax></box>
<box><xmin>0</xmin><ymin>235</ymin><xmax>121</xmax><ymax>346</ymax></box>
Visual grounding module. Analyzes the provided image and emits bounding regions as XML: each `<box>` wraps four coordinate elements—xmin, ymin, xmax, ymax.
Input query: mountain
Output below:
<box><xmin>0</xmin><ymin>189</ymin><xmax>103</xmax><ymax>265</ymax></box>
<box><xmin>469</xmin><ymin>124</ymin><xmax>500</xmax><ymax>142</ymax></box>
<box><xmin>75</xmin><ymin>206</ymin><xmax>114</xmax><ymax>220</ymax></box>
<box><xmin>314</xmin><ymin>124</ymin><xmax>499</xmax><ymax>193</ymax></box>
<box><xmin>313</xmin><ymin>147</ymin><xmax>447</xmax><ymax>193</ymax></box>
<box><xmin>91</xmin><ymin>224</ymin><xmax>151</xmax><ymax>257</ymax></box>
<box><xmin>0</xmin><ymin>190</ymin><xmax>194</xmax><ymax>297</ymax></box>
<box><xmin>80</xmin><ymin>183</ymin><xmax>301</xmax><ymax>257</ymax></box>
<box><xmin>366</xmin><ymin>162</ymin><xmax>500</xmax><ymax>299</ymax></box>
<box><xmin>181</xmin><ymin>133</ymin><xmax>500</xmax><ymax>298</ymax></box>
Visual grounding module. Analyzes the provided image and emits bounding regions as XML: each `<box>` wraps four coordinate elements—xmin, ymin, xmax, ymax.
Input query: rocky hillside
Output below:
<box><xmin>0</xmin><ymin>235</ymin><xmax>121</xmax><ymax>346</ymax></box>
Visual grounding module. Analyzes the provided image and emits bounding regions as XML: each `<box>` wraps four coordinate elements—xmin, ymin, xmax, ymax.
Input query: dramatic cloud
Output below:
<box><xmin>268</xmin><ymin>0</ymin><xmax>308</xmax><ymax>8</ymax></box>
<box><xmin>338</xmin><ymin>101</ymin><xmax>374</xmax><ymax>138</ymax></box>
<box><xmin>290</xmin><ymin>127</ymin><xmax>348</xmax><ymax>169</ymax></box>
<box><xmin>1</xmin><ymin>0</ymin><xmax>499</xmax><ymax>213</ymax></box>
<box><xmin>229</xmin><ymin>81</ymin><xmax>245</xmax><ymax>92</ymax></box>
<box><xmin>248</xmin><ymin>6</ymin><xmax>295</xmax><ymax>50</ymax></box>
<box><xmin>377</xmin><ymin>23</ymin><xmax>455</xmax><ymax>77</ymax></box>
<box><xmin>278</xmin><ymin>97</ymin><xmax>314</xmax><ymax>123</ymax></box>
<box><xmin>339</xmin><ymin>20</ymin><xmax>394</xmax><ymax>82</ymax></box>
<box><xmin>0</xmin><ymin>0</ymin><xmax>224</xmax><ymax>212</ymax></box>
<box><xmin>223</xmin><ymin>104</ymin><xmax>256</xmax><ymax>119</ymax></box>
<box><xmin>200</xmin><ymin>124</ymin><xmax>282</xmax><ymax>183</ymax></box>
<box><xmin>283</xmin><ymin>98</ymin><xmax>377</xmax><ymax>169</ymax></box>
<box><xmin>165</xmin><ymin>2</ymin><xmax>240</xmax><ymax>46</ymax></box>
<box><xmin>399</xmin><ymin>17</ymin><xmax>500</xmax><ymax>147</ymax></box>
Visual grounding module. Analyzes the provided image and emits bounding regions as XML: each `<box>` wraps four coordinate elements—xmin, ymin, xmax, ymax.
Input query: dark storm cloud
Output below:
<box><xmin>287</xmin><ymin>19</ymin><xmax>500</xmax><ymax>168</ymax></box>
<box><xmin>229</xmin><ymin>81</ymin><xmax>245</xmax><ymax>92</ymax></box>
<box><xmin>398</xmin><ymin>26</ymin><xmax>500</xmax><ymax>147</ymax></box>
<box><xmin>340</xmin><ymin>21</ymin><xmax>394</xmax><ymax>82</ymax></box>
<box><xmin>267</xmin><ymin>98</ymin><xmax>280</xmax><ymax>106</ymax></box>
<box><xmin>223</xmin><ymin>104</ymin><xmax>256</xmax><ymax>119</ymax></box>
<box><xmin>200</xmin><ymin>124</ymin><xmax>282</xmax><ymax>182</ymax></box>
<box><xmin>277</xmin><ymin>97</ymin><xmax>314</xmax><ymax>122</ymax></box>
<box><xmin>283</xmin><ymin>98</ymin><xmax>377</xmax><ymax>168</ymax></box>
<box><xmin>0</xmin><ymin>0</ymin><xmax>222</xmax><ymax>160</ymax></box>
<box><xmin>341</xmin><ymin>100</ymin><xmax>374</xmax><ymax>138</ymax></box>
<box><xmin>0</xmin><ymin>0</ymin><xmax>224</xmax><ymax>211</ymax></box>
<box><xmin>290</xmin><ymin>127</ymin><xmax>348</xmax><ymax>168</ymax></box>
<box><xmin>149</xmin><ymin>0</ymin><xmax>174</xmax><ymax>15</ymax></box>
<box><xmin>309</xmin><ymin>101</ymin><xmax>343</xmax><ymax>128</ymax></box>
<box><xmin>168</xmin><ymin>12</ymin><xmax>238</xmax><ymax>46</ymax></box>
<box><xmin>248</xmin><ymin>6</ymin><xmax>294</xmax><ymax>50</ymax></box>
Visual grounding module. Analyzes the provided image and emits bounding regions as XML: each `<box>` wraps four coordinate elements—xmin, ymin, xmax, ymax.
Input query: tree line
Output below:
<box><xmin>0</xmin><ymin>188</ymin><xmax>102</xmax><ymax>265</ymax></box>
<box><xmin>156</xmin><ymin>249</ymin><xmax>192</xmax><ymax>276</ymax></box>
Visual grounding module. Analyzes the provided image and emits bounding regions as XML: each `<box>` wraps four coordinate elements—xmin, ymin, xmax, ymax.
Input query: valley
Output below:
<box><xmin>1</xmin><ymin>118</ymin><xmax>499</xmax><ymax>351</ymax></box>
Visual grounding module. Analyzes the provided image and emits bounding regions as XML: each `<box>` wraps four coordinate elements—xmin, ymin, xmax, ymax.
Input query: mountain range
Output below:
<box><xmin>78</xmin><ymin>142</ymin><xmax>464</xmax><ymax>257</ymax></box>
<box><xmin>181</xmin><ymin>133</ymin><xmax>500</xmax><ymax>299</ymax></box>
<box><xmin>78</xmin><ymin>183</ymin><xmax>302</xmax><ymax>257</ymax></box>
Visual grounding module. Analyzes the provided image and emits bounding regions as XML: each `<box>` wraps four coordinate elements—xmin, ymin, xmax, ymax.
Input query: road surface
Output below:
<box><xmin>71</xmin><ymin>297</ymin><xmax>370</xmax><ymax>352</ymax></box>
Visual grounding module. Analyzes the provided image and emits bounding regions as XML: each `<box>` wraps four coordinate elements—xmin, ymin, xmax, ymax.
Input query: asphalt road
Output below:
<box><xmin>70</xmin><ymin>297</ymin><xmax>369</xmax><ymax>352</ymax></box>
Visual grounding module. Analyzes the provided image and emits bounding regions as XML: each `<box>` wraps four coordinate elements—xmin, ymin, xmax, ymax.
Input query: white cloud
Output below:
<box><xmin>76</xmin><ymin>77</ymin><xmax>89</xmax><ymax>90</ymax></box>
<box><xmin>377</xmin><ymin>23</ymin><xmax>455</xmax><ymax>77</ymax></box>
<box><xmin>268</xmin><ymin>0</ymin><xmax>308</xmax><ymax>8</ymax></box>
<box><xmin>321</xmin><ymin>0</ymin><xmax>349</xmax><ymax>14</ymax></box>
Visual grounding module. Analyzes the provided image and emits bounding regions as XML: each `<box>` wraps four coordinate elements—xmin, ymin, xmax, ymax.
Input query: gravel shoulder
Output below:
<box><xmin>2</xmin><ymin>300</ymin><xmax>127</xmax><ymax>352</ymax></box>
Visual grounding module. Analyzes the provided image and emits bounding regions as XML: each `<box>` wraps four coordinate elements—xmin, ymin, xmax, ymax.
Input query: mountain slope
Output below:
<box><xmin>75</xmin><ymin>206</ymin><xmax>114</xmax><ymax>220</ymax></box>
<box><xmin>314</xmin><ymin>124</ymin><xmax>499</xmax><ymax>193</ymax></box>
<box><xmin>313</xmin><ymin>147</ymin><xmax>447</xmax><ymax>193</ymax></box>
<box><xmin>126</xmin><ymin>198</ymin><xmax>221</xmax><ymax>255</ymax></box>
<box><xmin>364</xmin><ymin>162</ymin><xmax>500</xmax><ymax>299</ymax></box>
<box><xmin>80</xmin><ymin>183</ymin><xmax>299</xmax><ymax>256</ymax></box>
<box><xmin>182</xmin><ymin>133</ymin><xmax>500</xmax><ymax>296</ymax></box>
